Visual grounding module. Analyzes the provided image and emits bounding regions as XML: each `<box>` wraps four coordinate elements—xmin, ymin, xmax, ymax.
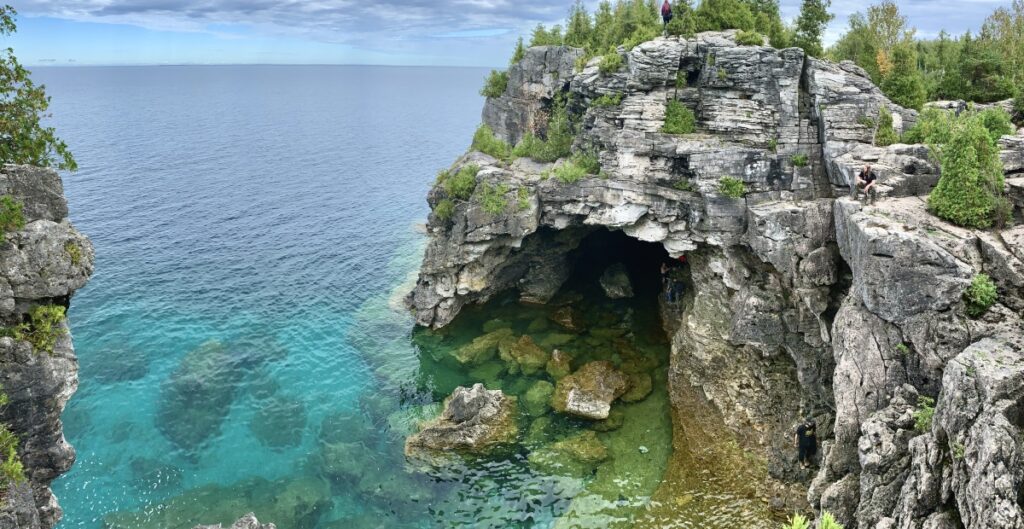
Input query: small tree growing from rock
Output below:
<box><xmin>964</xmin><ymin>273</ymin><xmax>998</xmax><ymax>317</ymax></box>
<box><xmin>875</xmin><ymin>106</ymin><xmax>899</xmax><ymax>146</ymax></box>
<box><xmin>928</xmin><ymin>113</ymin><xmax>1005</xmax><ymax>228</ymax></box>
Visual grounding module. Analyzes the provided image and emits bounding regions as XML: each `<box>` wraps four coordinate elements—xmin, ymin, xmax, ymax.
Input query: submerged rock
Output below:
<box><xmin>599</xmin><ymin>263</ymin><xmax>634</xmax><ymax>299</ymax></box>
<box><xmin>621</xmin><ymin>372</ymin><xmax>653</xmax><ymax>403</ymax></box>
<box><xmin>451</xmin><ymin>328</ymin><xmax>515</xmax><ymax>365</ymax></box>
<box><xmin>552</xmin><ymin>361</ymin><xmax>630</xmax><ymax>420</ymax></box>
<box><xmin>193</xmin><ymin>514</ymin><xmax>276</xmax><ymax>529</ymax></box>
<box><xmin>549</xmin><ymin>306</ymin><xmax>584</xmax><ymax>333</ymax></box>
<box><xmin>87</xmin><ymin>346</ymin><xmax>148</xmax><ymax>384</ymax></box>
<box><xmin>523</xmin><ymin>380</ymin><xmax>555</xmax><ymax>417</ymax></box>
<box><xmin>546</xmin><ymin>349</ymin><xmax>573</xmax><ymax>379</ymax></box>
<box><xmin>528</xmin><ymin>430</ymin><xmax>609</xmax><ymax>477</ymax></box>
<box><xmin>249</xmin><ymin>395</ymin><xmax>307</xmax><ymax>449</ymax></box>
<box><xmin>499</xmin><ymin>335</ymin><xmax>550</xmax><ymax>375</ymax></box>
<box><xmin>405</xmin><ymin>384</ymin><xmax>518</xmax><ymax>461</ymax></box>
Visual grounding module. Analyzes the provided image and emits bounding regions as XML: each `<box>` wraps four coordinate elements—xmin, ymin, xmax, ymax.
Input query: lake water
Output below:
<box><xmin>38</xmin><ymin>65</ymin><xmax>772</xmax><ymax>529</ymax></box>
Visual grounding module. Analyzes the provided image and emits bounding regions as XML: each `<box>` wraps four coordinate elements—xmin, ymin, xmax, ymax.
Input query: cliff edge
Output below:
<box><xmin>0</xmin><ymin>165</ymin><xmax>94</xmax><ymax>529</ymax></box>
<box><xmin>408</xmin><ymin>31</ymin><xmax>1024</xmax><ymax>528</ymax></box>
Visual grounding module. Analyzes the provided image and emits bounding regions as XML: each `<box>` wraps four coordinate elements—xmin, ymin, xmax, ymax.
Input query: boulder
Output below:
<box><xmin>549</xmin><ymin>306</ymin><xmax>584</xmax><ymax>333</ymax></box>
<box><xmin>193</xmin><ymin>513</ymin><xmax>276</xmax><ymax>529</ymax></box>
<box><xmin>405</xmin><ymin>384</ymin><xmax>519</xmax><ymax>459</ymax></box>
<box><xmin>522</xmin><ymin>380</ymin><xmax>555</xmax><ymax>417</ymax></box>
<box><xmin>451</xmin><ymin>328</ymin><xmax>515</xmax><ymax>365</ymax></box>
<box><xmin>552</xmin><ymin>361</ymin><xmax>630</xmax><ymax>420</ymax></box>
<box><xmin>599</xmin><ymin>263</ymin><xmax>634</xmax><ymax>299</ymax></box>
<box><xmin>499</xmin><ymin>335</ymin><xmax>550</xmax><ymax>375</ymax></box>
<box><xmin>546</xmin><ymin>349</ymin><xmax>573</xmax><ymax>379</ymax></box>
<box><xmin>527</xmin><ymin>430</ymin><xmax>609</xmax><ymax>477</ymax></box>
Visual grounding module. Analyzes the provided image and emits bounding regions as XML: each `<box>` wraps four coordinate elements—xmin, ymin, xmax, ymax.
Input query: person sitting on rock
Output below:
<box><xmin>850</xmin><ymin>164</ymin><xmax>878</xmax><ymax>205</ymax></box>
<box><xmin>661</xmin><ymin>0</ymin><xmax>673</xmax><ymax>27</ymax></box>
<box><xmin>796</xmin><ymin>417</ymin><xmax>817</xmax><ymax>469</ymax></box>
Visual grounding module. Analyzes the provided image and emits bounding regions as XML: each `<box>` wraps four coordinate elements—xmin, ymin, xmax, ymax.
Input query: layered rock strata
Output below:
<box><xmin>409</xmin><ymin>31</ymin><xmax>1024</xmax><ymax>528</ymax></box>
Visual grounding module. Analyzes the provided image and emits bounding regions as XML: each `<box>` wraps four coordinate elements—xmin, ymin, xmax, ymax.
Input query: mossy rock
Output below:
<box><xmin>549</xmin><ymin>306</ymin><xmax>585</xmax><ymax>333</ymax></box>
<box><xmin>621</xmin><ymin>372</ymin><xmax>652</xmax><ymax>403</ymax></box>
<box><xmin>528</xmin><ymin>430</ymin><xmax>609</xmax><ymax>477</ymax></box>
<box><xmin>589</xmin><ymin>408</ymin><xmax>625</xmax><ymax>432</ymax></box>
<box><xmin>589</xmin><ymin>328</ymin><xmax>627</xmax><ymax>340</ymax></box>
<box><xmin>482</xmin><ymin>319</ymin><xmax>512</xmax><ymax>333</ymax></box>
<box><xmin>499</xmin><ymin>335</ymin><xmax>550</xmax><ymax>376</ymax></box>
<box><xmin>386</xmin><ymin>402</ymin><xmax>444</xmax><ymax>437</ymax></box>
<box><xmin>527</xmin><ymin>317</ymin><xmax>550</xmax><ymax>333</ymax></box>
<box><xmin>452</xmin><ymin>328</ymin><xmax>515</xmax><ymax>365</ymax></box>
<box><xmin>552</xmin><ymin>361</ymin><xmax>630</xmax><ymax>420</ymax></box>
<box><xmin>539</xmin><ymin>333</ymin><xmax>577</xmax><ymax>349</ymax></box>
<box><xmin>468</xmin><ymin>360</ymin><xmax>507</xmax><ymax>388</ymax></box>
<box><xmin>523</xmin><ymin>380</ymin><xmax>555</xmax><ymax>417</ymax></box>
<box><xmin>546</xmin><ymin>349</ymin><xmax>573</xmax><ymax>380</ymax></box>
<box><xmin>525</xmin><ymin>415</ymin><xmax>555</xmax><ymax>446</ymax></box>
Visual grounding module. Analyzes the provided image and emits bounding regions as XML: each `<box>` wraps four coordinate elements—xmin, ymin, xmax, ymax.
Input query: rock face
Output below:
<box><xmin>599</xmin><ymin>263</ymin><xmax>634</xmax><ymax>298</ymax></box>
<box><xmin>405</xmin><ymin>384</ymin><xmax>518</xmax><ymax>462</ymax></box>
<box><xmin>409</xmin><ymin>31</ymin><xmax>1024</xmax><ymax>528</ymax></box>
<box><xmin>0</xmin><ymin>165</ymin><xmax>94</xmax><ymax>529</ymax></box>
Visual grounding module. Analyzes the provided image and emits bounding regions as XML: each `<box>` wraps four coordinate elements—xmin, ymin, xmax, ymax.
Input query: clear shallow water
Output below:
<box><xmin>37</xmin><ymin>65</ymin><xmax>771</xmax><ymax>529</ymax></box>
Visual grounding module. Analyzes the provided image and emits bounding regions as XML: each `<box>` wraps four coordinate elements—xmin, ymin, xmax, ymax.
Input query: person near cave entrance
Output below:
<box><xmin>661</xmin><ymin>259</ymin><xmax>687</xmax><ymax>303</ymax></box>
<box><xmin>796</xmin><ymin>417</ymin><xmax>817</xmax><ymax>468</ymax></box>
<box><xmin>661</xmin><ymin>0</ymin><xmax>673</xmax><ymax>27</ymax></box>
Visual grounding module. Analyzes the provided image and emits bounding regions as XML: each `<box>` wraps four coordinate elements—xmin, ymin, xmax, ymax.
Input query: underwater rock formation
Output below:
<box><xmin>193</xmin><ymin>514</ymin><xmax>276</xmax><ymax>529</ymax></box>
<box><xmin>0</xmin><ymin>165</ymin><xmax>94</xmax><ymax>529</ymax></box>
<box><xmin>405</xmin><ymin>383</ymin><xmax>518</xmax><ymax>462</ymax></box>
<box><xmin>409</xmin><ymin>31</ymin><xmax>1024</xmax><ymax>527</ymax></box>
<box><xmin>551</xmin><ymin>361</ymin><xmax>630</xmax><ymax>420</ymax></box>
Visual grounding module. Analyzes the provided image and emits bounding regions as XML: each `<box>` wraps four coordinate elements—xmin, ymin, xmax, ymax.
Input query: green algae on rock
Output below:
<box><xmin>528</xmin><ymin>430</ymin><xmax>609</xmax><ymax>478</ymax></box>
<box><xmin>405</xmin><ymin>383</ymin><xmax>519</xmax><ymax>463</ymax></box>
<box><xmin>523</xmin><ymin>380</ymin><xmax>556</xmax><ymax>417</ymax></box>
<box><xmin>451</xmin><ymin>328</ymin><xmax>514</xmax><ymax>365</ymax></box>
<box><xmin>552</xmin><ymin>361</ymin><xmax>631</xmax><ymax>420</ymax></box>
<box><xmin>499</xmin><ymin>335</ymin><xmax>551</xmax><ymax>375</ymax></box>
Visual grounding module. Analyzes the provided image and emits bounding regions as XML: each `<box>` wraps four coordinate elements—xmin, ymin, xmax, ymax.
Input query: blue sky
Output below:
<box><xmin>9</xmin><ymin>0</ymin><xmax>1018</xmax><ymax>67</ymax></box>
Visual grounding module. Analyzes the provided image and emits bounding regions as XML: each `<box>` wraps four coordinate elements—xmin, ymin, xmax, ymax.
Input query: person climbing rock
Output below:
<box><xmin>661</xmin><ymin>0</ymin><xmax>673</xmax><ymax>27</ymax></box>
<box><xmin>796</xmin><ymin>417</ymin><xmax>817</xmax><ymax>468</ymax></box>
<box><xmin>850</xmin><ymin>164</ymin><xmax>878</xmax><ymax>205</ymax></box>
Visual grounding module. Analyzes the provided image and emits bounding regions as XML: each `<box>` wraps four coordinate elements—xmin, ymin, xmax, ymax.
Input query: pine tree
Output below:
<box><xmin>565</xmin><ymin>1</ymin><xmax>594</xmax><ymax>48</ymax></box>
<box><xmin>881</xmin><ymin>44</ymin><xmax>927</xmax><ymax>109</ymax></box>
<box><xmin>793</xmin><ymin>0</ymin><xmax>833</xmax><ymax>57</ymax></box>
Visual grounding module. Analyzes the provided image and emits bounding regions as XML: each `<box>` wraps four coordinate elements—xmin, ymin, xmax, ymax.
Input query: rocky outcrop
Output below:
<box><xmin>409</xmin><ymin>31</ymin><xmax>1024</xmax><ymax>528</ymax></box>
<box><xmin>0</xmin><ymin>165</ymin><xmax>94</xmax><ymax>529</ymax></box>
<box><xmin>405</xmin><ymin>384</ymin><xmax>518</xmax><ymax>463</ymax></box>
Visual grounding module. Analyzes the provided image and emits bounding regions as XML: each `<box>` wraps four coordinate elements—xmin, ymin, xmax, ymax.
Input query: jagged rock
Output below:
<box><xmin>193</xmin><ymin>513</ymin><xmax>276</xmax><ymax>529</ymax></box>
<box><xmin>599</xmin><ymin>263</ymin><xmax>634</xmax><ymax>299</ymax></box>
<box><xmin>551</xmin><ymin>361</ymin><xmax>630</xmax><ymax>420</ymax></box>
<box><xmin>405</xmin><ymin>384</ymin><xmax>518</xmax><ymax>460</ymax></box>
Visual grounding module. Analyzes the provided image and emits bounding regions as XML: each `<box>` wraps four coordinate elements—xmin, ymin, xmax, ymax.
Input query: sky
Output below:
<box><xmin>7</xmin><ymin>0</ymin><xmax>1018</xmax><ymax>67</ymax></box>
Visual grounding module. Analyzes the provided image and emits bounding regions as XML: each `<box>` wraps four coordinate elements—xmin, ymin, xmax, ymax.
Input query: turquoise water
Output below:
<box><xmin>36</xmin><ymin>66</ymin><xmax>682</xmax><ymax>529</ymax></box>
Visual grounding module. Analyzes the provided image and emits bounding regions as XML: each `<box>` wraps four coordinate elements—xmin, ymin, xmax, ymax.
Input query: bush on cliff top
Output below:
<box><xmin>480</xmin><ymin>70</ymin><xmax>509</xmax><ymax>98</ymax></box>
<box><xmin>598</xmin><ymin>48</ymin><xmax>623</xmax><ymax>75</ymax></box>
<box><xmin>478</xmin><ymin>183</ymin><xmax>510</xmax><ymax>215</ymax></box>
<box><xmin>928</xmin><ymin>113</ymin><xmax>1005</xmax><ymax>229</ymax></box>
<box><xmin>433</xmin><ymin>198</ymin><xmax>455</xmax><ymax>221</ymax></box>
<box><xmin>735</xmin><ymin>30</ymin><xmax>765</xmax><ymax>46</ymax></box>
<box><xmin>874</xmin><ymin>106</ymin><xmax>898</xmax><ymax>147</ymax></box>
<box><xmin>0</xmin><ymin>6</ymin><xmax>76</xmax><ymax>170</ymax></box>
<box><xmin>440</xmin><ymin>164</ymin><xmax>480</xmax><ymax>201</ymax></box>
<box><xmin>512</xmin><ymin>98</ymin><xmax>574</xmax><ymax>163</ymax></box>
<box><xmin>661</xmin><ymin>100</ymin><xmax>696</xmax><ymax>135</ymax></box>
<box><xmin>8</xmin><ymin>304</ymin><xmax>67</xmax><ymax>355</ymax></box>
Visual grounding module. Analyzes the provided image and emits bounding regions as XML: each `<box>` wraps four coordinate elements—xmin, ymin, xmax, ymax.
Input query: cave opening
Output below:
<box><xmin>561</xmin><ymin>227</ymin><xmax>678</xmax><ymax>306</ymax></box>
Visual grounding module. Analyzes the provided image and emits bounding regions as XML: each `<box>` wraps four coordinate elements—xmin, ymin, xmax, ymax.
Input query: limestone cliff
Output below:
<box><xmin>408</xmin><ymin>31</ymin><xmax>1024</xmax><ymax>528</ymax></box>
<box><xmin>0</xmin><ymin>166</ymin><xmax>94</xmax><ymax>529</ymax></box>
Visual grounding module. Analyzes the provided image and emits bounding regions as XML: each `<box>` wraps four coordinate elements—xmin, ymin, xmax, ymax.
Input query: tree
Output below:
<box><xmin>793</xmin><ymin>0</ymin><xmax>833</xmax><ymax>57</ymax></box>
<box><xmin>746</xmin><ymin>0</ymin><xmax>791</xmax><ymax>47</ymax></box>
<box><xmin>928</xmin><ymin>113</ymin><xmax>1006</xmax><ymax>228</ymax></box>
<box><xmin>881</xmin><ymin>44</ymin><xmax>927</xmax><ymax>109</ymax></box>
<box><xmin>693</xmin><ymin>0</ymin><xmax>756</xmax><ymax>33</ymax></box>
<box><xmin>510</xmin><ymin>37</ymin><xmax>526</xmax><ymax>64</ymax></box>
<box><xmin>939</xmin><ymin>32</ymin><xmax>1015</xmax><ymax>103</ymax></box>
<box><xmin>564</xmin><ymin>1</ymin><xmax>594</xmax><ymax>48</ymax></box>
<box><xmin>981</xmin><ymin>0</ymin><xmax>1023</xmax><ymax>86</ymax></box>
<box><xmin>0</xmin><ymin>6</ymin><xmax>76</xmax><ymax>171</ymax></box>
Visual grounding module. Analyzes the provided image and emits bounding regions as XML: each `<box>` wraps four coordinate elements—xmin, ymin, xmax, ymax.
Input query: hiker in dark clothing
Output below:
<box><xmin>850</xmin><ymin>164</ymin><xmax>878</xmax><ymax>204</ymax></box>
<box><xmin>661</xmin><ymin>0</ymin><xmax>673</xmax><ymax>26</ymax></box>
<box><xmin>796</xmin><ymin>418</ymin><xmax>817</xmax><ymax>468</ymax></box>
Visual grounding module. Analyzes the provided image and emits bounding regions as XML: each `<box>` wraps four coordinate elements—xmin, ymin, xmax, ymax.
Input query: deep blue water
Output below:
<box><xmin>38</xmin><ymin>65</ymin><xmax>488</xmax><ymax>528</ymax></box>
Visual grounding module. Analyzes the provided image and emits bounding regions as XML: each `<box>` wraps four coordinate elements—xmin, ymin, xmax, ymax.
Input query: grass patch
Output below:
<box><xmin>896</xmin><ymin>342</ymin><xmax>910</xmax><ymax>355</ymax></box>
<box><xmin>964</xmin><ymin>273</ymin><xmax>997</xmax><ymax>317</ymax></box>
<box><xmin>673</xmin><ymin>179</ymin><xmax>697</xmax><ymax>192</ymax></box>
<box><xmin>512</xmin><ymin>97</ymin><xmax>574</xmax><ymax>163</ymax></box>
<box><xmin>440</xmin><ymin>164</ymin><xmax>480</xmax><ymax>200</ymax></box>
<box><xmin>661</xmin><ymin>100</ymin><xmax>696</xmax><ymax>135</ymax></box>
<box><xmin>791</xmin><ymin>154</ymin><xmax>809</xmax><ymax>167</ymax></box>
<box><xmin>0</xmin><ymin>385</ymin><xmax>25</xmax><ymax>492</ymax></box>
<box><xmin>598</xmin><ymin>48</ymin><xmax>623</xmax><ymax>75</ymax></box>
<box><xmin>718</xmin><ymin>176</ymin><xmax>746</xmax><ymax>198</ymax></box>
<box><xmin>716</xmin><ymin>68</ymin><xmax>728</xmax><ymax>81</ymax></box>
<box><xmin>471</xmin><ymin>124</ymin><xmax>512</xmax><ymax>161</ymax></box>
<box><xmin>592</xmin><ymin>93</ymin><xmax>623</xmax><ymax>107</ymax></box>
<box><xmin>913</xmin><ymin>395</ymin><xmax>936</xmax><ymax>432</ymax></box>
<box><xmin>0</xmin><ymin>196</ymin><xmax>25</xmax><ymax>239</ymax></box>
<box><xmin>767</xmin><ymin>138</ymin><xmax>777</xmax><ymax>153</ymax></box>
<box><xmin>433</xmin><ymin>198</ymin><xmax>455</xmax><ymax>221</ymax></box>
<box><xmin>546</xmin><ymin>152</ymin><xmax>600</xmax><ymax>184</ymax></box>
<box><xmin>517</xmin><ymin>187</ymin><xmax>530</xmax><ymax>210</ymax></box>
<box><xmin>480</xmin><ymin>70</ymin><xmax>509</xmax><ymax>98</ymax></box>
<box><xmin>64</xmin><ymin>241</ymin><xmax>82</xmax><ymax>266</ymax></box>
<box><xmin>675</xmin><ymin>71</ymin><xmax>687</xmax><ymax>89</ymax></box>
<box><xmin>478</xmin><ymin>183</ymin><xmax>510</xmax><ymax>215</ymax></box>
<box><xmin>2</xmin><ymin>305</ymin><xmax>68</xmax><ymax>355</ymax></box>
<box><xmin>782</xmin><ymin>514</ymin><xmax>810</xmax><ymax>529</ymax></box>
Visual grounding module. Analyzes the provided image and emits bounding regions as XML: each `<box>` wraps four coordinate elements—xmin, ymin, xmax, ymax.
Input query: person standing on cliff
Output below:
<box><xmin>661</xmin><ymin>0</ymin><xmax>673</xmax><ymax>27</ymax></box>
<box><xmin>850</xmin><ymin>164</ymin><xmax>878</xmax><ymax>205</ymax></box>
<box><xmin>796</xmin><ymin>418</ymin><xmax>817</xmax><ymax>468</ymax></box>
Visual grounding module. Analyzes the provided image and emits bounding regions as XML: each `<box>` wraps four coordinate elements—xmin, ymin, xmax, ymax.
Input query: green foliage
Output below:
<box><xmin>564</xmin><ymin>1</ymin><xmax>593</xmax><ymax>48</ymax></box>
<box><xmin>517</xmin><ymin>187</ymin><xmax>530</xmax><ymax>210</ymax></box>
<box><xmin>592</xmin><ymin>93</ymin><xmax>624</xmax><ymax>107</ymax></box>
<box><xmin>858</xmin><ymin>115</ymin><xmax>876</xmax><ymax>129</ymax></box>
<box><xmin>666</xmin><ymin>11</ymin><xmax>697</xmax><ymax>37</ymax></box>
<box><xmin>782</xmin><ymin>513</ymin><xmax>811</xmax><ymax>529</ymax></box>
<box><xmin>896</xmin><ymin>342</ymin><xmax>910</xmax><ymax>355</ymax></box>
<box><xmin>529</xmin><ymin>23</ymin><xmax>564</xmax><ymax>47</ymax></box>
<box><xmin>928</xmin><ymin>113</ymin><xmax>1005</xmax><ymax>228</ymax></box>
<box><xmin>938</xmin><ymin>33</ymin><xmax>1015</xmax><ymax>103</ymax></box>
<box><xmin>673</xmin><ymin>179</ymin><xmax>697</xmax><ymax>192</ymax></box>
<box><xmin>0</xmin><ymin>195</ymin><xmax>24</xmax><ymax>239</ymax></box>
<box><xmin>662</xmin><ymin>100</ymin><xmax>696</xmax><ymax>134</ymax></box>
<box><xmin>913</xmin><ymin>395</ymin><xmax>936</xmax><ymax>432</ymax></box>
<box><xmin>736</xmin><ymin>30</ymin><xmax>765</xmax><ymax>46</ymax></box>
<box><xmin>716</xmin><ymin>68</ymin><xmax>728</xmax><ymax>81</ymax></box>
<box><xmin>441</xmin><ymin>164</ymin><xmax>480</xmax><ymax>200</ymax></box>
<box><xmin>965</xmin><ymin>273</ymin><xmax>998</xmax><ymax>317</ymax></box>
<box><xmin>675</xmin><ymin>71</ymin><xmax>688</xmax><ymax>88</ymax></box>
<box><xmin>718</xmin><ymin>176</ymin><xmax>746</xmax><ymax>198</ymax></box>
<box><xmin>433</xmin><ymin>198</ymin><xmax>455</xmax><ymax>221</ymax></box>
<box><xmin>64</xmin><ymin>240</ymin><xmax>82</xmax><ymax>266</ymax></box>
<box><xmin>571</xmin><ymin>150</ymin><xmax>601</xmax><ymax>175</ymax></box>
<box><xmin>819</xmin><ymin>511</ymin><xmax>846</xmax><ymax>529</ymax></box>
<box><xmin>902</xmin><ymin>107</ymin><xmax>955</xmax><ymax>145</ymax></box>
<box><xmin>598</xmin><ymin>48</ymin><xmax>623</xmax><ymax>75</ymax></box>
<box><xmin>977</xmin><ymin>107</ymin><xmax>1014</xmax><ymax>144</ymax></box>
<box><xmin>693</xmin><ymin>0</ymin><xmax>755</xmax><ymax>32</ymax></box>
<box><xmin>512</xmin><ymin>98</ymin><xmax>574</xmax><ymax>162</ymax></box>
<box><xmin>791</xmin><ymin>154</ymin><xmax>809</xmax><ymax>167</ymax></box>
<box><xmin>0</xmin><ymin>7</ymin><xmax>76</xmax><ymax>171</ymax></box>
<box><xmin>880</xmin><ymin>44</ymin><xmax>927</xmax><ymax>110</ymax></box>
<box><xmin>479</xmin><ymin>183</ymin><xmax>510</xmax><ymax>215</ymax></box>
<box><xmin>1014</xmin><ymin>91</ymin><xmax>1024</xmax><ymax>125</ymax></box>
<box><xmin>471</xmin><ymin>124</ymin><xmax>512</xmax><ymax>161</ymax></box>
<box><xmin>4</xmin><ymin>304</ymin><xmax>67</xmax><ymax>355</ymax></box>
<box><xmin>510</xmin><ymin>37</ymin><xmax>526</xmax><ymax>64</ymax></box>
<box><xmin>767</xmin><ymin>138</ymin><xmax>778</xmax><ymax>153</ymax></box>
<box><xmin>480</xmin><ymin>70</ymin><xmax>509</xmax><ymax>98</ymax></box>
<box><xmin>549</xmin><ymin>161</ymin><xmax>588</xmax><ymax>184</ymax></box>
<box><xmin>875</xmin><ymin>107</ymin><xmax>899</xmax><ymax>147</ymax></box>
<box><xmin>952</xmin><ymin>441</ymin><xmax>966</xmax><ymax>460</ymax></box>
<box><xmin>0</xmin><ymin>424</ymin><xmax>25</xmax><ymax>489</ymax></box>
<box><xmin>793</xmin><ymin>0</ymin><xmax>834</xmax><ymax>57</ymax></box>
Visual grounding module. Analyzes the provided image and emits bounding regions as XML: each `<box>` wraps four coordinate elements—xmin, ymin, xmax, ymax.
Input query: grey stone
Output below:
<box><xmin>598</xmin><ymin>263</ymin><xmax>633</xmax><ymax>299</ymax></box>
